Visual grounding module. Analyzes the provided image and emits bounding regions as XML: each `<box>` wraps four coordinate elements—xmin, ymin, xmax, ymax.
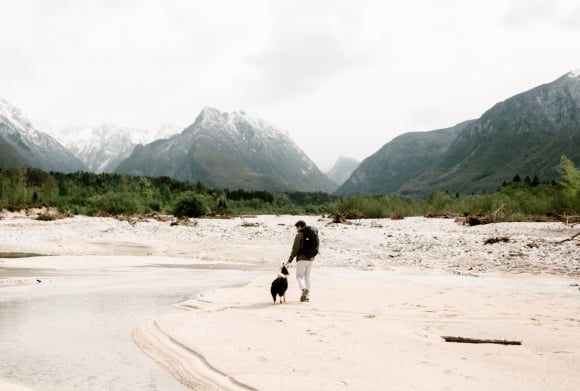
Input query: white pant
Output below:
<box><xmin>295</xmin><ymin>260</ymin><xmax>313</xmax><ymax>291</ymax></box>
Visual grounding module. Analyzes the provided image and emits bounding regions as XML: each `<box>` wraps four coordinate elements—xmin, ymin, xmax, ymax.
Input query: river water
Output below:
<box><xmin>0</xmin><ymin>266</ymin><xmax>263</xmax><ymax>390</ymax></box>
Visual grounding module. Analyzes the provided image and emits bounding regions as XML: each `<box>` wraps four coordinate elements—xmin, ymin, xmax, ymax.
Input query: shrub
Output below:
<box><xmin>390</xmin><ymin>211</ymin><xmax>405</xmax><ymax>220</ymax></box>
<box><xmin>173</xmin><ymin>192</ymin><xmax>206</xmax><ymax>218</ymax></box>
<box><xmin>89</xmin><ymin>193</ymin><xmax>140</xmax><ymax>215</ymax></box>
<box><xmin>148</xmin><ymin>200</ymin><xmax>162</xmax><ymax>212</ymax></box>
<box><xmin>36</xmin><ymin>214</ymin><xmax>54</xmax><ymax>221</ymax></box>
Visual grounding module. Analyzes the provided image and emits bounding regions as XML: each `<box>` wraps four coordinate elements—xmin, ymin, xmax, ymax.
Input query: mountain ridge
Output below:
<box><xmin>338</xmin><ymin>69</ymin><xmax>580</xmax><ymax>197</ymax></box>
<box><xmin>116</xmin><ymin>107</ymin><xmax>338</xmax><ymax>192</ymax></box>
<box><xmin>55</xmin><ymin>123</ymin><xmax>181</xmax><ymax>173</ymax></box>
<box><xmin>0</xmin><ymin>98</ymin><xmax>86</xmax><ymax>173</ymax></box>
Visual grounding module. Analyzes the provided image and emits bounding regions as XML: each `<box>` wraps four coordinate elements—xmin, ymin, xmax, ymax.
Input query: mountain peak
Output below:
<box><xmin>200</xmin><ymin>106</ymin><xmax>226</xmax><ymax>120</ymax></box>
<box><xmin>567</xmin><ymin>68</ymin><xmax>580</xmax><ymax>78</ymax></box>
<box><xmin>0</xmin><ymin>97</ymin><xmax>86</xmax><ymax>172</ymax></box>
<box><xmin>117</xmin><ymin>107</ymin><xmax>337</xmax><ymax>192</ymax></box>
<box><xmin>326</xmin><ymin>156</ymin><xmax>360</xmax><ymax>186</ymax></box>
<box><xmin>0</xmin><ymin>98</ymin><xmax>34</xmax><ymax>135</ymax></box>
<box><xmin>190</xmin><ymin>107</ymin><xmax>289</xmax><ymax>140</ymax></box>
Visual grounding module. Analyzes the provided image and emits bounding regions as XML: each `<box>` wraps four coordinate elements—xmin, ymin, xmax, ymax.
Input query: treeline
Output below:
<box><xmin>0</xmin><ymin>156</ymin><xmax>578</xmax><ymax>221</ymax></box>
<box><xmin>330</xmin><ymin>156</ymin><xmax>580</xmax><ymax>221</ymax></box>
<box><xmin>0</xmin><ymin>168</ymin><xmax>339</xmax><ymax>217</ymax></box>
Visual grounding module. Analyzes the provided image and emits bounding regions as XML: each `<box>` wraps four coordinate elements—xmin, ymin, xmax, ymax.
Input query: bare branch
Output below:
<box><xmin>442</xmin><ymin>336</ymin><xmax>521</xmax><ymax>345</ymax></box>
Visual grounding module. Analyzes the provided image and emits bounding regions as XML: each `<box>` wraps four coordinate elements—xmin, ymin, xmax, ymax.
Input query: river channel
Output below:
<box><xmin>0</xmin><ymin>266</ymin><xmax>262</xmax><ymax>390</ymax></box>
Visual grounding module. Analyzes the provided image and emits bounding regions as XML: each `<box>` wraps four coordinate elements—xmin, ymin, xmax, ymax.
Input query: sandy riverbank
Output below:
<box><xmin>1</xmin><ymin>212</ymin><xmax>579</xmax><ymax>389</ymax></box>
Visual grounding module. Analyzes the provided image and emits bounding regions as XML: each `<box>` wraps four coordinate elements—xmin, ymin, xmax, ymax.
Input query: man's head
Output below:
<box><xmin>294</xmin><ymin>220</ymin><xmax>306</xmax><ymax>231</ymax></box>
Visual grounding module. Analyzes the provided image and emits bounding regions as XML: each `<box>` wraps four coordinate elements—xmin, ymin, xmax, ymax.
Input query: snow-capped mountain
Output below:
<box><xmin>116</xmin><ymin>107</ymin><xmax>338</xmax><ymax>192</ymax></box>
<box><xmin>0</xmin><ymin>98</ymin><xmax>86</xmax><ymax>172</ymax></box>
<box><xmin>55</xmin><ymin>124</ymin><xmax>182</xmax><ymax>173</ymax></box>
<box><xmin>153</xmin><ymin>124</ymin><xmax>182</xmax><ymax>140</ymax></box>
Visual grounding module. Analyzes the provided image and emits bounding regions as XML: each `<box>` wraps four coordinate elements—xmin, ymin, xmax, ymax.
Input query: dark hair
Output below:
<box><xmin>294</xmin><ymin>220</ymin><xmax>306</xmax><ymax>228</ymax></box>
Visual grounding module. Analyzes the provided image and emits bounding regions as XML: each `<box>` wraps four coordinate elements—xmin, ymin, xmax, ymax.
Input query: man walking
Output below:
<box><xmin>286</xmin><ymin>220</ymin><xmax>318</xmax><ymax>302</ymax></box>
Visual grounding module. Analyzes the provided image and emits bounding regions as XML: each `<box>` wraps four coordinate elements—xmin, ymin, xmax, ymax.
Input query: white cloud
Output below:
<box><xmin>1</xmin><ymin>0</ymin><xmax>580</xmax><ymax>171</ymax></box>
<box><xmin>236</xmin><ymin>2</ymin><xmax>377</xmax><ymax>103</ymax></box>
<box><xmin>503</xmin><ymin>0</ymin><xmax>580</xmax><ymax>30</ymax></box>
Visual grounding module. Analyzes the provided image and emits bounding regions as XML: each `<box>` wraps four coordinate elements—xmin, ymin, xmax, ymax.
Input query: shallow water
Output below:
<box><xmin>0</xmin><ymin>266</ymin><xmax>262</xmax><ymax>390</ymax></box>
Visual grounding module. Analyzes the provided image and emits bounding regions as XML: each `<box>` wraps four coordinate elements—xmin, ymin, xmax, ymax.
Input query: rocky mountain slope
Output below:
<box><xmin>116</xmin><ymin>108</ymin><xmax>338</xmax><ymax>192</ymax></box>
<box><xmin>56</xmin><ymin>124</ymin><xmax>180</xmax><ymax>173</ymax></box>
<box><xmin>0</xmin><ymin>98</ymin><xmax>86</xmax><ymax>173</ymax></box>
<box><xmin>338</xmin><ymin>69</ymin><xmax>580</xmax><ymax>197</ymax></box>
<box><xmin>336</xmin><ymin>123</ymin><xmax>470</xmax><ymax>195</ymax></box>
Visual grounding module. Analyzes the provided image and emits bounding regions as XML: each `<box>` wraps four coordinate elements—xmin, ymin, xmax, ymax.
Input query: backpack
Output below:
<box><xmin>298</xmin><ymin>226</ymin><xmax>319</xmax><ymax>258</ymax></box>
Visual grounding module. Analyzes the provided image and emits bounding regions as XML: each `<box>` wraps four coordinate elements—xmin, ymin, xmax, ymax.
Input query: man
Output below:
<box><xmin>286</xmin><ymin>220</ymin><xmax>318</xmax><ymax>302</ymax></box>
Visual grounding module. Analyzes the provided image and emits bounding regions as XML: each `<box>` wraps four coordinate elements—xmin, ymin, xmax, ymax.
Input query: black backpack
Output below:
<box><xmin>298</xmin><ymin>226</ymin><xmax>319</xmax><ymax>258</ymax></box>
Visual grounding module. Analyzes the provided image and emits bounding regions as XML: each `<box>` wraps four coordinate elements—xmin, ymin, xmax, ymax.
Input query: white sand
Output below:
<box><xmin>1</xmin><ymin>212</ymin><xmax>579</xmax><ymax>390</ymax></box>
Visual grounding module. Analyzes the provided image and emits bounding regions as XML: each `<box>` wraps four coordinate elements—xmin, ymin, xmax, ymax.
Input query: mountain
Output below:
<box><xmin>0</xmin><ymin>98</ymin><xmax>86</xmax><ymax>173</ymax></box>
<box><xmin>153</xmin><ymin>124</ymin><xmax>183</xmax><ymax>140</ymax></box>
<box><xmin>115</xmin><ymin>107</ymin><xmax>338</xmax><ymax>192</ymax></box>
<box><xmin>0</xmin><ymin>135</ymin><xmax>28</xmax><ymax>168</ymax></box>
<box><xmin>55</xmin><ymin>124</ymin><xmax>181</xmax><ymax>173</ymax></box>
<box><xmin>336</xmin><ymin>122</ymin><xmax>470</xmax><ymax>195</ymax></box>
<box><xmin>338</xmin><ymin>69</ymin><xmax>580</xmax><ymax>197</ymax></box>
<box><xmin>326</xmin><ymin>156</ymin><xmax>359</xmax><ymax>185</ymax></box>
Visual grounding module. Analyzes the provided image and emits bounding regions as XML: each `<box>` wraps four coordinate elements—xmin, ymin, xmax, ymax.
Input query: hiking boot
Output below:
<box><xmin>300</xmin><ymin>289</ymin><xmax>310</xmax><ymax>302</ymax></box>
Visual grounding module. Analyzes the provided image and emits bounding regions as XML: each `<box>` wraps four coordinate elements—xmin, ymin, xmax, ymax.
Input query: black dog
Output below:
<box><xmin>270</xmin><ymin>265</ymin><xmax>290</xmax><ymax>304</ymax></box>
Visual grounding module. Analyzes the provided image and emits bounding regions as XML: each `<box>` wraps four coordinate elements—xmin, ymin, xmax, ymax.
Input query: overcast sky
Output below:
<box><xmin>2</xmin><ymin>1</ymin><xmax>580</xmax><ymax>171</ymax></box>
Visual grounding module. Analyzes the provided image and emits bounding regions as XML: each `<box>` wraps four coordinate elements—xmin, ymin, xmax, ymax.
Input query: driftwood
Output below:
<box><xmin>464</xmin><ymin>215</ymin><xmax>490</xmax><ymax>226</ymax></box>
<box><xmin>442</xmin><ymin>336</ymin><xmax>521</xmax><ymax>345</ymax></box>
<box><xmin>558</xmin><ymin>231</ymin><xmax>580</xmax><ymax>244</ymax></box>
<box><xmin>328</xmin><ymin>212</ymin><xmax>353</xmax><ymax>225</ymax></box>
<box><xmin>425</xmin><ymin>212</ymin><xmax>455</xmax><ymax>218</ymax></box>
<box><xmin>484</xmin><ymin>236</ymin><xmax>510</xmax><ymax>245</ymax></box>
<box><xmin>555</xmin><ymin>214</ymin><xmax>580</xmax><ymax>226</ymax></box>
<box><xmin>170</xmin><ymin>217</ymin><xmax>198</xmax><ymax>227</ymax></box>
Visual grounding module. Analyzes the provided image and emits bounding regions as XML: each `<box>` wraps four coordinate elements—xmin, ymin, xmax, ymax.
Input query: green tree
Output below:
<box><xmin>195</xmin><ymin>180</ymin><xmax>207</xmax><ymax>194</ymax></box>
<box><xmin>41</xmin><ymin>175</ymin><xmax>58</xmax><ymax>203</ymax></box>
<box><xmin>558</xmin><ymin>155</ymin><xmax>580</xmax><ymax>212</ymax></box>
<box><xmin>8</xmin><ymin>168</ymin><xmax>27</xmax><ymax>207</ymax></box>
<box><xmin>58</xmin><ymin>179</ymin><xmax>69</xmax><ymax>197</ymax></box>
<box><xmin>173</xmin><ymin>192</ymin><xmax>206</xmax><ymax>218</ymax></box>
<box><xmin>0</xmin><ymin>176</ymin><xmax>9</xmax><ymax>208</ymax></box>
<box><xmin>159</xmin><ymin>184</ymin><xmax>172</xmax><ymax>203</ymax></box>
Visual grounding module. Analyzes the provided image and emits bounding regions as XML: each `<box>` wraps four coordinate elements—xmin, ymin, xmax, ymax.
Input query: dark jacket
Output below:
<box><xmin>287</xmin><ymin>231</ymin><xmax>315</xmax><ymax>263</ymax></box>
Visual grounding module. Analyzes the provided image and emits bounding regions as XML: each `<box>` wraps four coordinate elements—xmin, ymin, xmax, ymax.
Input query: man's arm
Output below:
<box><xmin>287</xmin><ymin>233</ymin><xmax>302</xmax><ymax>263</ymax></box>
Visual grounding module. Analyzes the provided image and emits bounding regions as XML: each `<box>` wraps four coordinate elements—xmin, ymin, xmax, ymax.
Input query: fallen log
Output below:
<box><xmin>464</xmin><ymin>215</ymin><xmax>490</xmax><ymax>226</ymax></box>
<box><xmin>557</xmin><ymin>231</ymin><xmax>580</xmax><ymax>244</ymax></box>
<box><xmin>484</xmin><ymin>236</ymin><xmax>510</xmax><ymax>245</ymax></box>
<box><xmin>442</xmin><ymin>336</ymin><xmax>522</xmax><ymax>345</ymax></box>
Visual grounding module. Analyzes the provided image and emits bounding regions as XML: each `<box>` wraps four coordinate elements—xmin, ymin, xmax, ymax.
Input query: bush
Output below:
<box><xmin>173</xmin><ymin>192</ymin><xmax>206</xmax><ymax>218</ymax></box>
<box><xmin>89</xmin><ymin>193</ymin><xmax>140</xmax><ymax>215</ymax></box>
<box><xmin>148</xmin><ymin>200</ymin><xmax>162</xmax><ymax>212</ymax></box>
<box><xmin>390</xmin><ymin>211</ymin><xmax>405</xmax><ymax>220</ymax></box>
<box><xmin>36</xmin><ymin>214</ymin><xmax>54</xmax><ymax>221</ymax></box>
